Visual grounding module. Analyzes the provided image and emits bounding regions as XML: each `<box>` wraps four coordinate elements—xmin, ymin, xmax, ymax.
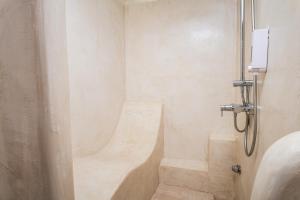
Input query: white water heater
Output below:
<box><xmin>248</xmin><ymin>28</ymin><xmax>270</xmax><ymax>73</ymax></box>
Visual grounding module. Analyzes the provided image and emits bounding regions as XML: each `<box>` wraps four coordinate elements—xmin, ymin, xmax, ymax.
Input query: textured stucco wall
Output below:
<box><xmin>0</xmin><ymin>0</ymin><xmax>74</xmax><ymax>199</ymax></box>
<box><xmin>236</xmin><ymin>1</ymin><xmax>300</xmax><ymax>199</ymax></box>
<box><xmin>125</xmin><ymin>0</ymin><xmax>237</xmax><ymax>161</ymax></box>
<box><xmin>36</xmin><ymin>0</ymin><xmax>75</xmax><ymax>199</ymax></box>
<box><xmin>66</xmin><ymin>0</ymin><xmax>126</xmax><ymax>157</ymax></box>
<box><xmin>0</xmin><ymin>1</ymin><xmax>46</xmax><ymax>199</ymax></box>
<box><xmin>250</xmin><ymin>132</ymin><xmax>300</xmax><ymax>200</ymax></box>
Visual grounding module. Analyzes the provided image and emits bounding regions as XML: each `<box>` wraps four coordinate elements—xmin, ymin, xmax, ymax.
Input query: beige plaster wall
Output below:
<box><xmin>236</xmin><ymin>1</ymin><xmax>300</xmax><ymax>199</ymax></box>
<box><xmin>36</xmin><ymin>0</ymin><xmax>75</xmax><ymax>199</ymax></box>
<box><xmin>0</xmin><ymin>1</ymin><xmax>46</xmax><ymax>199</ymax></box>
<box><xmin>125</xmin><ymin>0</ymin><xmax>237</xmax><ymax>161</ymax></box>
<box><xmin>66</xmin><ymin>0</ymin><xmax>126</xmax><ymax>157</ymax></box>
<box><xmin>0</xmin><ymin>0</ymin><xmax>74</xmax><ymax>199</ymax></box>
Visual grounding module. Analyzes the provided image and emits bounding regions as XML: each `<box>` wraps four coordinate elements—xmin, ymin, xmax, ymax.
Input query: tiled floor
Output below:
<box><xmin>151</xmin><ymin>184</ymin><xmax>214</xmax><ymax>200</ymax></box>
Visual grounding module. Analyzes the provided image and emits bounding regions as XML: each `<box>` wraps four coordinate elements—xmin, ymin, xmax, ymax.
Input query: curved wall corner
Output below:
<box><xmin>251</xmin><ymin>131</ymin><xmax>300</xmax><ymax>200</ymax></box>
<box><xmin>36</xmin><ymin>0</ymin><xmax>75</xmax><ymax>199</ymax></box>
<box><xmin>66</xmin><ymin>0</ymin><xmax>126</xmax><ymax>157</ymax></box>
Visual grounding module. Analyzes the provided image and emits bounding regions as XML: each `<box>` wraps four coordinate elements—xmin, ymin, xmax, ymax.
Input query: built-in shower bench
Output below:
<box><xmin>73</xmin><ymin>102</ymin><xmax>163</xmax><ymax>200</ymax></box>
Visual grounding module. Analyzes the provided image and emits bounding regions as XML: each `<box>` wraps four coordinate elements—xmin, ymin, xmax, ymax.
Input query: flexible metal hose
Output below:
<box><xmin>234</xmin><ymin>112</ymin><xmax>249</xmax><ymax>133</ymax></box>
<box><xmin>244</xmin><ymin>75</ymin><xmax>258</xmax><ymax>156</ymax></box>
<box><xmin>236</xmin><ymin>87</ymin><xmax>257</xmax><ymax>157</ymax></box>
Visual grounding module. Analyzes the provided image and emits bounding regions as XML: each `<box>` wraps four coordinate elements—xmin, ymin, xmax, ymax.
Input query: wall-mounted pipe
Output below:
<box><xmin>251</xmin><ymin>0</ymin><xmax>256</xmax><ymax>31</ymax></box>
<box><xmin>220</xmin><ymin>0</ymin><xmax>258</xmax><ymax>157</ymax></box>
<box><xmin>240</xmin><ymin>0</ymin><xmax>245</xmax><ymax>81</ymax></box>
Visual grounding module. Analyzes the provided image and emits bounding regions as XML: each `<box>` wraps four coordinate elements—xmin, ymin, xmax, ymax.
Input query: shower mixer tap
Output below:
<box><xmin>220</xmin><ymin>104</ymin><xmax>254</xmax><ymax>117</ymax></box>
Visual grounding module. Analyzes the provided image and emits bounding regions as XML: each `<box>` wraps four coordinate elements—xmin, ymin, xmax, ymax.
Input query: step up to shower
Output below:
<box><xmin>159</xmin><ymin>158</ymin><xmax>210</xmax><ymax>192</ymax></box>
<box><xmin>73</xmin><ymin>102</ymin><xmax>163</xmax><ymax>200</ymax></box>
<box><xmin>158</xmin><ymin>134</ymin><xmax>237</xmax><ymax>200</ymax></box>
<box><xmin>151</xmin><ymin>184</ymin><xmax>214</xmax><ymax>200</ymax></box>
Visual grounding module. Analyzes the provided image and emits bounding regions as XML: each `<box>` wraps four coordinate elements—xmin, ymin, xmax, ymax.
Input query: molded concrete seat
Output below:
<box><xmin>251</xmin><ymin>131</ymin><xmax>300</xmax><ymax>200</ymax></box>
<box><xmin>73</xmin><ymin>102</ymin><xmax>163</xmax><ymax>200</ymax></box>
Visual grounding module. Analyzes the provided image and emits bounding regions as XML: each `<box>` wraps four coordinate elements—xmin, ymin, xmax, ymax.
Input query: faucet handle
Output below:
<box><xmin>220</xmin><ymin>104</ymin><xmax>235</xmax><ymax>117</ymax></box>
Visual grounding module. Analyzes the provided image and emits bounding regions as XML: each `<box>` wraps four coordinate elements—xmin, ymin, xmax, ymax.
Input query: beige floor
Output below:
<box><xmin>152</xmin><ymin>184</ymin><xmax>214</xmax><ymax>200</ymax></box>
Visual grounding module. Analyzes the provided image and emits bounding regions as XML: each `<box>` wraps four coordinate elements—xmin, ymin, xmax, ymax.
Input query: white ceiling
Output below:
<box><xmin>120</xmin><ymin>0</ymin><xmax>158</xmax><ymax>5</ymax></box>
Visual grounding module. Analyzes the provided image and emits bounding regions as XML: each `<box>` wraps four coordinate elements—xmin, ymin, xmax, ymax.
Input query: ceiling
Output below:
<box><xmin>120</xmin><ymin>0</ymin><xmax>158</xmax><ymax>5</ymax></box>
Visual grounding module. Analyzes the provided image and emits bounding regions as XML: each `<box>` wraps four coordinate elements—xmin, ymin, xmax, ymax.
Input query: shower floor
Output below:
<box><xmin>151</xmin><ymin>184</ymin><xmax>214</xmax><ymax>200</ymax></box>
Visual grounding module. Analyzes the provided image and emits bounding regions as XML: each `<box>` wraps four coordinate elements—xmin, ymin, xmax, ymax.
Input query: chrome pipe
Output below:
<box><xmin>220</xmin><ymin>0</ymin><xmax>258</xmax><ymax>157</ymax></box>
<box><xmin>240</xmin><ymin>0</ymin><xmax>245</xmax><ymax>81</ymax></box>
<box><xmin>239</xmin><ymin>0</ymin><xmax>246</xmax><ymax>106</ymax></box>
<box><xmin>251</xmin><ymin>0</ymin><xmax>256</xmax><ymax>31</ymax></box>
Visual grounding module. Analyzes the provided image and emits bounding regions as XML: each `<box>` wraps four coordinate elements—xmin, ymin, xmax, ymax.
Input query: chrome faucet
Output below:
<box><xmin>220</xmin><ymin>104</ymin><xmax>254</xmax><ymax>117</ymax></box>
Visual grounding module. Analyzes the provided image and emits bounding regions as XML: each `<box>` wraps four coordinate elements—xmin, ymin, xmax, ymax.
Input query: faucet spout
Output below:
<box><xmin>220</xmin><ymin>104</ymin><xmax>235</xmax><ymax>117</ymax></box>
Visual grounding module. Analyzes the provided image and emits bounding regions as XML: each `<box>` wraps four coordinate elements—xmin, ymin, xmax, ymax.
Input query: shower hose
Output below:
<box><xmin>234</xmin><ymin>76</ymin><xmax>258</xmax><ymax>157</ymax></box>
